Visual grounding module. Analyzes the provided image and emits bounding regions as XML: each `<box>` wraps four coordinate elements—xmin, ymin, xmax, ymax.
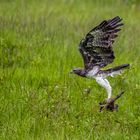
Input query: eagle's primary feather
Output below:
<box><xmin>72</xmin><ymin>16</ymin><xmax>130</xmax><ymax>100</ymax></box>
<box><xmin>79</xmin><ymin>16</ymin><xmax>124</xmax><ymax>69</ymax></box>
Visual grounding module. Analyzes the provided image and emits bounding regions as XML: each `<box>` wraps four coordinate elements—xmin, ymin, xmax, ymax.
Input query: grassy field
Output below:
<box><xmin>0</xmin><ymin>0</ymin><xmax>140</xmax><ymax>139</ymax></box>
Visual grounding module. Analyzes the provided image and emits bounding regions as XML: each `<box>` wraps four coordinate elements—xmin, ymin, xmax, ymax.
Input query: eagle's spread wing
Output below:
<box><xmin>79</xmin><ymin>16</ymin><xmax>123</xmax><ymax>69</ymax></box>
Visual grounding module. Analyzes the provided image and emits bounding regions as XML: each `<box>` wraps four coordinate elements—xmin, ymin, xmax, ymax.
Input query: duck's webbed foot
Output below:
<box><xmin>99</xmin><ymin>91</ymin><xmax>124</xmax><ymax>112</ymax></box>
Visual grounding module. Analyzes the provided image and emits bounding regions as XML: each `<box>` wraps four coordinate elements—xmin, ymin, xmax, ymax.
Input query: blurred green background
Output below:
<box><xmin>0</xmin><ymin>0</ymin><xmax>140</xmax><ymax>139</ymax></box>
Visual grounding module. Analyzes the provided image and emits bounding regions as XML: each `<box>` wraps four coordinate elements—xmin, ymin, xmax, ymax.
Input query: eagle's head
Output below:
<box><xmin>71</xmin><ymin>68</ymin><xmax>86</xmax><ymax>77</ymax></box>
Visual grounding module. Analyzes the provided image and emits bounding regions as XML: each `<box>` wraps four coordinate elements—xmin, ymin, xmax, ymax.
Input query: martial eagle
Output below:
<box><xmin>71</xmin><ymin>16</ymin><xmax>129</xmax><ymax>102</ymax></box>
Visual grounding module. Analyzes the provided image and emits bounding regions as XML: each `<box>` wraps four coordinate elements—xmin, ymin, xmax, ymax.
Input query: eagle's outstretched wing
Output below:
<box><xmin>79</xmin><ymin>16</ymin><xmax>123</xmax><ymax>69</ymax></box>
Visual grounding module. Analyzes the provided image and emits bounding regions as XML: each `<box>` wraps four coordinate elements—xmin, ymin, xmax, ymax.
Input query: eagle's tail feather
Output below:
<box><xmin>101</xmin><ymin>64</ymin><xmax>130</xmax><ymax>77</ymax></box>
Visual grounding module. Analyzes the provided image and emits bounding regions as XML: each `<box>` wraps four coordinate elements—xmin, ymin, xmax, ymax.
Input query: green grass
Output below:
<box><xmin>0</xmin><ymin>0</ymin><xmax>140</xmax><ymax>139</ymax></box>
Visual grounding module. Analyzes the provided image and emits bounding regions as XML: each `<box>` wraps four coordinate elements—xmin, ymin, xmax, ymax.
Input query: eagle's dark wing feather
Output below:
<box><xmin>79</xmin><ymin>16</ymin><xmax>123</xmax><ymax>69</ymax></box>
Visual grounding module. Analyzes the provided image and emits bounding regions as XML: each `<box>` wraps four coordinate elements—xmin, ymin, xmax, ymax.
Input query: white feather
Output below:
<box><xmin>86</xmin><ymin>66</ymin><xmax>100</xmax><ymax>78</ymax></box>
<box><xmin>95</xmin><ymin>77</ymin><xmax>112</xmax><ymax>99</ymax></box>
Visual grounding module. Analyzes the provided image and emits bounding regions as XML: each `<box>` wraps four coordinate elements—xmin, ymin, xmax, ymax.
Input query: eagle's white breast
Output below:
<box><xmin>86</xmin><ymin>66</ymin><xmax>100</xmax><ymax>78</ymax></box>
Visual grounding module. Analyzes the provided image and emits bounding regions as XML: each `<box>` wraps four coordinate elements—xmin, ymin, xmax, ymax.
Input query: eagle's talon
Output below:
<box><xmin>99</xmin><ymin>97</ymin><xmax>121</xmax><ymax>112</ymax></box>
